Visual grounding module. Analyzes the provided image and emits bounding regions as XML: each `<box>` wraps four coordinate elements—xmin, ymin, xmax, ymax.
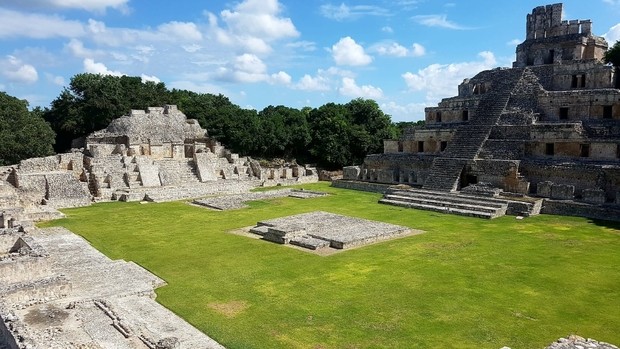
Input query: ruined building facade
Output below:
<box><xmin>343</xmin><ymin>3</ymin><xmax>620</xmax><ymax>219</ymax></box>
<box><xmin>0</xmin><ymin>105</ymin><xmax>317</xmax><ymax>228</ymax></box>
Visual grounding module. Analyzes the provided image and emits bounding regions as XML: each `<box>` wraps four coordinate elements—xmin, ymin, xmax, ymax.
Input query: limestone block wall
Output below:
<box><xmin>538</xmin><ymin>90</ymin><xmax>620</xmax><ymax>121</ymax></box>
<box><xmin>424</xmin><ymin>97</ymin><xmax>478</xmax><ymax>125</ymax></box>
<box><xmin>551</xmin><ymin>62</ymin><xmax>614</xmax><ymax>90</ymax></box>
<box><xmin>521</xmin><ymin>160</ymin><xmax>620</xmax><ymax>200</ymax></box>
<box><xmin>44</xmin><ymin>173</ymin><xmax>91</xmax><ymax>208</ymax></box>
<box><xmin>362</xmin><ymin>153</ymin><xmax>434</xmax><ymax>185</ymax></box>
<box><xmin>18</xmin><ymin>156</ymin><xmax>60</xmax><ymax>173</ymax></box>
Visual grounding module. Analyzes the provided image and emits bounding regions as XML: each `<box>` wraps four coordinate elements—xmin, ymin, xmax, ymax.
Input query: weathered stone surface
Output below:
<box><xmin>249</xmin><ymin>211</ymin><xmax>415</xmax><ymax>251</ymax></box>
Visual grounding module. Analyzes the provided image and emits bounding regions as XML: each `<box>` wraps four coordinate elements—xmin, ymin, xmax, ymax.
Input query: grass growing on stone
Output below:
<box><xmin>41</xmin><ymin>182</ymin><xmax>620</xmax><ymax>349</ymax></box>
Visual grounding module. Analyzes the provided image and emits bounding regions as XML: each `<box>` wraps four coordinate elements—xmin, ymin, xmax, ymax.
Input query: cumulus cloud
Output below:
<box><xmin>372</xmin><ymin>41</ymin><xmax>426</xmax><ymax>57</ymax></box>
<box><xmin>380</xmin><ymin>101</ymin><xmax>427</xmax><ymax>122</ymax></box>
<box><xmin>295</xmin><ymin>74</ymin><xmax>331</xmax><ymax>91</ymax></box>
<box><xmin>65</xmin><ymin>39</ymin><xmax>102</xmax><ymax>58</ymax></box>
<box><xmin>209</xmin><ymin>0</ymin><xmax>299</xmax><ymax>54</ymax></box>
<box><xmin>413</xmin><ymin>14</ymin><xmax>468</xmax><ymax>30</ymax></box>
<box><xmin>141</xmin><ymin>74</ymin><xmax>161</xmax><ymax>83</ymax></box>
<box><xmin>269</xmin><ymin>71</ymin><xmax>292</xmax><ymax>85</ymax></box>
<box><xmin>320</xmin><ymin>3</ymin><xmax>390</xmax><ymax>21</ymax></box>
<box><xmin>339</xmin><ymin>77</ymin><xmax>383</xmax><ymax>99</ymax></box>
<box><xmin>402</xmin><ymin>51</ymin><xmax>498</xmax><ymax>102</ymax></box>
<box><xmin>604</xmin><ymin>23</ymin><xmax>620</xmax><ymax>44</ymax></box>
<box><xmin>1</xmin><ymin>56</ymin><xmax>38</xmax><ymax>84</ymax></box>
<box><xmin>381</xmin><ymin>26</ymin><xmax>394</xmax><ymax>33</ymax></box>
<box><xmin>157</xmin><ymin>22</ymin><xmax>203</xmax><ymax>41</ymax></box>
<box><xmin>0</xmin><ymin>8</ymin><xmax>85</xmax><ymax>39</ymax></box>
<box><xmin>214</xmin><ymin>53</ymin><xmax>290</xmax><ymax>84</ymax></box>
<box><xmin>83</xmin><ymin>58</ymin><xmax>123</xmax><ymax>76</ymax></box>
<box><xmin>286</xmin><ymin>41</ymin><xmax>317</xmax><ymax>52</ymax></box>
<box><xmin>332</xmin><ymin>37</ymin><xmax>373</xmax><ymax>66</ymax></box>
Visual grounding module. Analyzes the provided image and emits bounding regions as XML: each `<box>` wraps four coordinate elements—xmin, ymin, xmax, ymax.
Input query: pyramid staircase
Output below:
<box><xmin>422</xmin><ymin>69</ymin><xmax>525</xmax><ymax>192</ymax></box>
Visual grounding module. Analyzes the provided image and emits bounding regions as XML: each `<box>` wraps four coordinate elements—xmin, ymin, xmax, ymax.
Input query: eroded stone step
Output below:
<box><xmin>379</xmin><ymin>199</ymin><xmax>496</xmax><ymax>219</ymax></box>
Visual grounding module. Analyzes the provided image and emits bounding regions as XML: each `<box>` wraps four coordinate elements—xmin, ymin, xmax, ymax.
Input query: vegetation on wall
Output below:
<box><xmin>1</xmin><ymin>74</ymin><xmax>420</xmax><ymax>168</ymax></box>
<box><xmin>604</xmin><ymin>40</ymin><xmax>620</xmax><ymax>67</ymax></box>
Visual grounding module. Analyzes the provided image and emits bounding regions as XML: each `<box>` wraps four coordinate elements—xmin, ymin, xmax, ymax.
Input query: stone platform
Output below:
<box><xmin>247</xmin><ymin>211</ymin><xmax>419</xmax><ymax>252</ymax></box>
<box><xmin>193</xmin><ymin>188</ymin><xmax>327</xmax><ymax>210</ymax></box>
<box><xmin>0</xmin><ymin>227</ymin><xmax>225</xmax><ymax>349</ymax></box>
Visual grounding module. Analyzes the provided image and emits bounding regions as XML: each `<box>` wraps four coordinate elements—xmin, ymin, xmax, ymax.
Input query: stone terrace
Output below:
<box><xmin>248</xmin><ymin>211</ymin><xmax>417</xmax><ymax>251</ymax></box>
<box><xmin>193</xmin><ymin>188</ymin><xmax>327</xmax><ymax>210</ymax></box>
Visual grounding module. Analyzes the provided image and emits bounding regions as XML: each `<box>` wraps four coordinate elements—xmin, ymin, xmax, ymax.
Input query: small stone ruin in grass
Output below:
<box><xmin>247</xmin><ymin>211</ymin><xmax>421</xmax><ymax>252</ymax></box>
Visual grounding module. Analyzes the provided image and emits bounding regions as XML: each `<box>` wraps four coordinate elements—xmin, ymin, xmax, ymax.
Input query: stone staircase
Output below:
<box><xmin>380</xmin><ymin>189</ymin><xmax>509</xmax><ymax>219</ymax></box>
<box><xmin>423</xmin><ymin>68</ymin><xmax>525</xmax><ymax>191</ymax></box>
<box><xmin>155</xmin><ymin>158</ymin><xmax>200</xmax><ymax>185</ymax></box>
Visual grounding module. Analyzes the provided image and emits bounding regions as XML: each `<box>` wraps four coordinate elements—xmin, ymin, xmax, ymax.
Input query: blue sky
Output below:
<box><xmin>1</xmin><ymin>0</ymin><xmax>619</xmax><ymax>122</ymax></box>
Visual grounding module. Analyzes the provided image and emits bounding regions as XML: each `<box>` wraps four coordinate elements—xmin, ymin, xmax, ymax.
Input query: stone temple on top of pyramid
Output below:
<box><xmin>340</xmin><ymin>3</ymin><xmax>620</xmax><ymax>220</ymax></box>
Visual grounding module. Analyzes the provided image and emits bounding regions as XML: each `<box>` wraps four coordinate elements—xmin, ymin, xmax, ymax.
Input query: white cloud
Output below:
<box><xmin>373</xmin><ymin>42</ymin><xmax>409</xmax><ymax>57</ymax></box>
<box><xmin>1</xmin><ymin>56</ymin><xmax>38</xmax><ymax>84</ymax></box>
<box><xmin>269</xmin><ymin>71</ymin><xmax>292</xmax><ymax>85</ymax></box>
<box><xmin>411</xmin><ymin>43</ymin><xmax>426</xmax><ymax>57</ymax></box>
<box><xmin>413</xmin><ymin>14</ymin><xmax>468</xmax><ymax>30</ymax></box>
<box><xmin>45</xmin><ymin>73</ymin><xmax>65</xmax><ymax>86</ymax></box>
<box><xmin>402</xmin><ymin>51</ymin><xmax>498</xmax><ymax>102</ymax></box>
<box><xmin>372</xmin><ymin>42</ymin><xmax>426</xmax><ymax>57</ymax></box>
<box><xmin>295</xmin><ymin>74</ymin><xmax>331</xmax><ymax>91</ymax></box>
<box><xmin>0</xmin><ymin>8</ymin><xmax>85</xmax><ymax>39</ymax></box>
<box><xmin>332</xmin><ymin>37</ymin><xmax>373</xmax><ymax>66</ymax></box>
<box><xmin>209</xmin><ymin>0</ymin><xmax>299</xmax><ymax>54</ymax></box>
<box><xmin>183</xmin><ymin>44</ymin><xmax>202</xmax><ymax>53</ymax></box>
<box><xmin>320</xmin><ymin>3</ymin><xmax>390</xmax><ymax>21</ymax></box>
<box><xmin>380</xmin><ymin>101</ymin><xmax>427</xmax><ymax>122</ymax></box>
<box><xmin>507</xmin><ymin>39</ymin><xmax>522</xmax><ymax>46</ymax></box>
<box><xmin>603</xmin><ymin>0</ymin><xmax>620</xmax><ymax>5</ymax></box>
<box><xmin>158</xmin><ymin>22</ymin><xmax>203</xmax><ymax>41</ymax></box>
<box><xmin>141</xmin><ymin>74</ymin><xmax>161</xmax><ymax>83</ymax></box>
<box><xmin>83</xmin><ymin>58</ymin><xmax>123</xmax><ymax>76</ymax></box>
<box><xmin>88</xmin><ymin>19</ymin><xmax>203</xmax><ymax>47</ymax></box>
<box><xmin>339</xmin><ymin>77</ymin><xmax>383</xmax><ymax>99</ymax></box>
<box><xmin>382</xmin><ymin>26</ymin><xmax>394</xmax><ymax>33</ymax></box>
<box><xmin>65</xmin><ymin>39</ymin><xmax>102</xmax><ymax>58</ymax></box>
<box><xmin>2</xmin><ymin>0</ymin><xmax>130</xmax><ymax>13</ymax></box>
<box><xmin>286</xmin><ymin>41</ymin><xmax>317</xmax><ymax>52</ymax></box>
<box><xmin>603</xmin><ymin>23</ymin><xmax>620</xmax><ymax>44</ymax></box>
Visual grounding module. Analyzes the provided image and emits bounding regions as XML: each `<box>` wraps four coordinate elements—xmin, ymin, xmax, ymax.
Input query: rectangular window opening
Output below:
<box><xmin>571</xmin><ymin>75</ymin><xmax>578</xmax><ymax>88</ymax></box>
<box><xmin>462</xmin><ymin>110</ymin><xmax>469</xmax><ymax>121</ymax></box>
<box><xmin>580</xmin><ymin>74</ymin><xmax>586</xmax><ymax>88</ymax></box>
<box><xmin>580</xmin><ymin>144</ymin><xmax>590</xmax><ymax>157</ymax></box>
<box><xmin>545</xmin><ymin>143</ymin><xmax>555</xmax><ymax>156</ymax></box>
<box><xmin>418</xmin><ymin>141</ymin><xmax>424</xmax><ymax>153</ymax></box>
<box><xmin>436</xmin><ymin>111</ymin><xmax>442</xmax><ymax>123</ymax></box>
<box><xmin>559</xmin><ymin>107</ymin><xmax>569</xmax><ymax>120</ymax></box>
<box><xmin>440</xmin><ymin>141</ymin><xmax>448</xmax><ymax>152</ymax></box>
<box><xmin>603</xmin><ymin>105</ymin><xmax>613</xmax><ymax>119</ymax></box>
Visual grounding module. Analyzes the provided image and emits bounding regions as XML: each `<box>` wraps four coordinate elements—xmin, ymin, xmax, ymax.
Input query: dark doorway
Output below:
<box><xmin>418</xmin><ymin>141</ymin><xmax>424</xmax><ymax>153</ymax></box>
<box><xmin>545</xmin><ymin>143</ymin><xmax>555</xmax><ymax>156</ymax></box>
<box><xmin>559</xmin><ymin>107</ymin><xmax>569</xmax><ymax>120</ymax></box>
<box><xmin>440</xmin><ymin>141</ymin><xmax>448</xmax><ymax>152</ymax></box>
<box><xmin>603</xmin><ymin>105</ymin><xmax>613</xmax><ymax>119</ymax></box>
<box><xmin>436</xmin><ymin>112</ymin><xmax>442</xmax><ymax>123</ymax></box>
<box><xmin>580</xmin><ymin>144</ymin><xmax>590</xmax><ymax>157</ymax></box>
<box><xmin>462</xmin><ymin>110</ymin><xmax>469</xmax><ymax>121</ymax></box>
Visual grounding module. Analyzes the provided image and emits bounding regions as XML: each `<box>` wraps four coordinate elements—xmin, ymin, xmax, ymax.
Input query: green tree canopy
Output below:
<box><xmin>0</xmin><ymin>92</ymin><xmax>55</xmax><ymax>165</ymax></box>
<box><xmin>44</xmin><ymin>74</ymin><xmax>169</xmax><ymax>152</ymax></box>
<box><xmin>604</xmin><ymin>40</ymin><xmax>620</xmax><ymax>66</ymax></box>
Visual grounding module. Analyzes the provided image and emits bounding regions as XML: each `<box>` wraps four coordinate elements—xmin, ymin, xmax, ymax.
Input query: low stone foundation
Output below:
<box><xmin>541</xmin><ymin>200</ymin><xmax>620</xmax><ymax>222</ymax></box>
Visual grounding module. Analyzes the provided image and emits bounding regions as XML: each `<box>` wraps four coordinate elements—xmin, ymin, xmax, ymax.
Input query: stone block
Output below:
<box><xmin>582</xmin><ymin>188</ymin><xmax>605</xmax><ymax>204</ymax></box>
<box><xmin>343</xmin><ymin>166</ymin><xmax>361</xmax><ymax>180</ymax></box>
<box><xmin>537</xmin><ymin>181</ymin><xmax>553</xmax><ymax>197</ymax></box>
<box><xmin>138</xmin><ymin>164</ymin><xmax>161</xmax><ymax>187</ymax></box>
<box><xmin>377</xmin><ymin>169</ymin><xmax>395</xmax><ymax>183</ymax></box>
<box><xmin>550</xmin><ymin>184</ymin><xmax>575</xmax><ymax>200</ymax></box>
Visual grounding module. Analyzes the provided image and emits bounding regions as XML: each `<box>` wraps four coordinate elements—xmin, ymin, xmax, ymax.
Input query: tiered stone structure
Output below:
<box><xmin>0</xmin><ymin>105</ymin><xmax>318</xmax><ymax>226</ymax></box>
<box><xmin>342</xmin><ymin>3</ymin><xmax>620</xmax><ymax>220</ymax></box>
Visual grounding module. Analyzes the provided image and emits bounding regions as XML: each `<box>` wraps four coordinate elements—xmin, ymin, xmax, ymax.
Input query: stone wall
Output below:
<box><xmin>541</xmin><ymin>199</ymin><xmax>620</xmax><ymax>222</ymax></box>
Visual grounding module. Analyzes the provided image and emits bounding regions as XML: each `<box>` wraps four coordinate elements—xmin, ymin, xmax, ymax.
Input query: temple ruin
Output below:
<box><xmin>1</xmin><ymin>105</ymin><xmax>318</xmax><ymax>227</ymax></box>
<box><xmin>341</xmin><ymin>3</ymin><xmax>620</xmax><ymax>220</ymax></box>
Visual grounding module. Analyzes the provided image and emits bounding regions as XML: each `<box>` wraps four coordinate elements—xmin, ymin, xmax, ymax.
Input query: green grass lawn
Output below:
<box><xmin>40</xmin><ymin>182</ymin><xmax>620</xmax><ymax>349</ymax></box>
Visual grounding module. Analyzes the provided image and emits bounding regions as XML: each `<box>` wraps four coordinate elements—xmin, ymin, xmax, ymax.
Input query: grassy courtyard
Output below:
<box><xmin>41</xmin><ymin>182</ymin><xmax>620</xmax><ymax>349</ymax></box>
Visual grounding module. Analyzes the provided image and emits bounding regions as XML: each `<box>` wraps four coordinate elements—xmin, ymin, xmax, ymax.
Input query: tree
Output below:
<box><xmin>44</xmin><ymin>73</ymin><xmax>170</xmax><ymax>152</ymax></box>
<box><xmin>0</xmin><ymin>92</ymin><xmax>55</xmax><ymax>165</ymax></box>
<box><xmin>604</xmin><ymin>40</ymin><xmax>620</xmax><ymax>66</ymax></box>
<box><xmin>308</xmin><ymin>103</ymin><xmax>352</xmax><ymax>169</ymax></box>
